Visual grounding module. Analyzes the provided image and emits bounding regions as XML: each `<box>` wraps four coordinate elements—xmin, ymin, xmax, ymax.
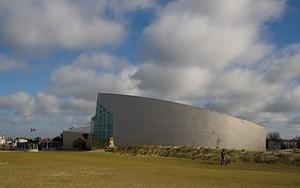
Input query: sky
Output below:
<box><xmin>0</xmin><ymin>0</ymin><xmax>300</xmax><ymax>138</ymax></box>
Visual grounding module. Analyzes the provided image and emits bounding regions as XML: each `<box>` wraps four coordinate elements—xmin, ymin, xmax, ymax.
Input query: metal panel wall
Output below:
<box><xmin>96</xmin><ymin>93</ymin><xmax>266</xmax><ymax>151</ymax></box>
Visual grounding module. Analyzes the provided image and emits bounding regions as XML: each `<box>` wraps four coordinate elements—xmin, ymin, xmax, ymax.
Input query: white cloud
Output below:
<box><xmin>288</xmin><ymin>116</ymin><xmax>300</xmax><ymax>125</ymax></box>
<box><xmin>0</xmin><ymin>92</ymin><xmax>59</xmax><ymax>117</ymax></box>
<box><xmin>134</xmin><ymin>63</ymin><xmax>211</xmax><ymax>101</ymax></box>
<box><xmin>204</xmin><ymin>68</ymin><xmax>281</xmax><ymax>115</ymax></box>
<box><xmin>0</xmin><ymin>0</ymin><xmax>125</xmax><ymax>52</ymax></box>
<box><xmin>141</xmin><ymin>0</ymin><xmax>284</xmax><ymax>69</ymax></box>
<box><xmin>263</xmin><ymin>85</ymin><xmax>300</xmax><ymax>113</ymax></box>
<box><xmin>106</xmin><ymin>0</ymin><xmax>156</xmax><ymax>13</ymax></box>
<box><xmin>135</xmin><ymin>0</ymin><xmax>286</xmax><ymax>102</ymax></box>
<box><xmin>0</xmin><ymin>92</ymin><xmax>35</xmax><ymax>117</ymax></box>
<box><xmin>0</xmin><ymin>54</ymin><xmax>26</xmax><ymax>71</ymax></box>
<box><xmin>263</xmin><ymin>44</ymin><xmax>300</xmax><ymax>83</ymax></box>
<box><xmin>50</xmin><ymin>52</ymin><xmax>139</xmax><ymax>101</ymax></box>
<box><xmin>35</xmin><ymin>92</ymin><xmax>61</xmax><ymax>114</ymax></box>
<box><xmin>73</xmin><ymin>52</ymin><xmax>130</xmax><ymax>71</ymax></box>
<box><xmin>134</xmin><ymin>0</ymin><xmax>284</xmax><ymax>100</ymax></box>
<box><xmin>61</xmin><ymin>97</ymin><xmax>96</xmax><ymax>113</ymax></box>
<box><xmin>0</xmin><ymin>91</ymin><xmax>95</xmax><ymax>135</ymax></box>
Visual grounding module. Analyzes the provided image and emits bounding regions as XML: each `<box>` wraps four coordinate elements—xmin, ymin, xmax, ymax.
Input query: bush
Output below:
<box><xmin>291</xmin><ymin>155</ymin><xmax>300</xmax><ymax>165</ymax></box>
<box><xmin>110</xmin><ymin>145</ymin><xmax>300</xmax><ymax>166</ymax></box>
<box><xmin>239</xmin><ymin>154</ymin><xmax>252</xmax><ymax>162</ymax></box>
<box><xmin>254</xmin><ymin>153</ymin><xmax>278</xmax><ymax>164</ymax></box>
<box><xmin>263</xmin><ymin>155</ymin><xmax>278</xmax><ymax>164</ymax></box>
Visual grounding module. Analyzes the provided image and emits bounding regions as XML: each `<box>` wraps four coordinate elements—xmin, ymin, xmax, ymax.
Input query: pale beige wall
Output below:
<box><xmin>98</xmin><ymin>94</ymin><xmax>266</xmax><ymax>151</ymax></box>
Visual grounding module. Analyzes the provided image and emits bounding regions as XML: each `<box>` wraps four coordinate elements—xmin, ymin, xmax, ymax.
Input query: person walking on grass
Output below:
<box><xmin>220</xmin><ymin>149</ymin><xmax>226</xmax><ymax>165</ymax></box>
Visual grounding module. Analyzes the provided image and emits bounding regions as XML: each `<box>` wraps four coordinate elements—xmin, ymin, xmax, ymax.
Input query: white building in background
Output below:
<box><xmin>0</xmin><ymin>136</ymin><xmax>6</xmax><ymax>145</ymax></box>
<box><xmin>15</xmin><ymin>138</ymin><xmax>28</xmax><ymax>144</ymax></box>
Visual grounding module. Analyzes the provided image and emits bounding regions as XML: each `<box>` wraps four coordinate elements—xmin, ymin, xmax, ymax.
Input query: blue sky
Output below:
<box><xmin>0</xmin><ymin>0</ymin><xmax>300</xmax><ymax>138</ymax></box>
<box><xmin>268</xmin><ymin>0</ymin><xmax>300</xmax><ymax>47</ymax></box>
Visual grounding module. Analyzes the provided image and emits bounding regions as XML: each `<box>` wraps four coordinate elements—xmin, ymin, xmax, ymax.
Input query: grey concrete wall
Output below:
<box><xmin>62</xmin><ymin>131</ymin><xmax>91</xmax><ymax>150</ymax></box>
<box><xmin>98</xmin><ymin>93</ymin><xmax>266</xmax><ymax>151</ymax></box>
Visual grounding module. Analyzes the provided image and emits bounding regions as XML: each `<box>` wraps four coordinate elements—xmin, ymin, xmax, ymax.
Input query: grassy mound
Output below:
<box><xmin>110</xmin><ymin>145</ymin><xmax>300</xmax><ymax>165</ymax></box>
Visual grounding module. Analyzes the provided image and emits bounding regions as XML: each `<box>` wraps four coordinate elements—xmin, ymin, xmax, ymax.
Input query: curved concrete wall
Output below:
<box><xmin>97</xmin><ymin>93</ymin><xmax>266</xmax><ymax>151</ymax></box>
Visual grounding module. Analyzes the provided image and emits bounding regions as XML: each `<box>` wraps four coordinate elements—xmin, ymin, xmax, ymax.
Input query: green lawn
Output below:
<box><xmin>0</xmin><ymin>151</ymin><xmax>299</xmax><ymax>188</ymax></box>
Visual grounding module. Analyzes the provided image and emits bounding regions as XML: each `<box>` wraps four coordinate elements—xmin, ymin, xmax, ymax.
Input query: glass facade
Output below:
<box><xmin>93</xmin><ymin>102</ymin><xmax>113</xmax><ymax>147</ymax></box>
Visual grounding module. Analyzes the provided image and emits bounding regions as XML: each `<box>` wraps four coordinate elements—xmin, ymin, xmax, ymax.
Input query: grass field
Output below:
<box><xmin>0</xmin><ymin>151</ymin><xmax>300</xmax><ymax>188</ymax></box>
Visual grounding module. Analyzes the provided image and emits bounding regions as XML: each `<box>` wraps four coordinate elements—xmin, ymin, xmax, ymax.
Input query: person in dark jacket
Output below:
<box><xmin>220</xmin><ymin>149</ymin><xmax>226</xmax><ymax>165</ymax></box>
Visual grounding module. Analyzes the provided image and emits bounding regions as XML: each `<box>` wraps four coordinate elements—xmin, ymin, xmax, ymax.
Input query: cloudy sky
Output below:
<box><xmin>0</xmin><ymin>0</ymin><xmax>300</xmax><ymax>138</ymax></box>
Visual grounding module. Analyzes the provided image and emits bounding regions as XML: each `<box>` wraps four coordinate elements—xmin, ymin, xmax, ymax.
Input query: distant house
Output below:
<box><xmin>0</xmin><ymin>136</ymin><xmax>6</xmax><ymax>146</ymax></box>
<box><xmin>6</xmin><ymin>139</ymin><xmax>13</xmax><ymax>145</ymax></box>
<box><xmin>14</xmin><ymin>137</ymin><xmax>28</xmax><ymax>150</ymax></box>
<box><xmin>267</xmin><ymin>138</ymin><xmax>298</xmax><ymax>150</ymax></box>
<box><xmin>266</xmin><ymin>139</ymin><xmax>281</xmax><ymax>150</ymax></box>
<box><xmin>281</xmin><ymin>139</ymin><xmax>298</xmax><ymax>149</ymax></box>
<box><xmin>15</xmin><ymin>138</ymin><xmax>28</xmax><ymax>144</ymax></box>
<box><xmin>62</xmin><ymin>126</ymin><xmax>92</xmax><ymax>150</ymax></box>
<box><xmin>40</xmin><ymin>138</ymin><xmax>52</xmax><ymax>150</ymax></box>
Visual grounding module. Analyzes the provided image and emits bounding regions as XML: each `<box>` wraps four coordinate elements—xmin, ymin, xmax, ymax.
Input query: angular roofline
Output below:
<box><xmin>97</xmin><ymin>93</ymin><xmax>264</xmax><ymax>129</ymax></box>
<box><xmin>98</xmin><ymin>92</ymin><xmax>205</xmax><ymax>110</ymax></box>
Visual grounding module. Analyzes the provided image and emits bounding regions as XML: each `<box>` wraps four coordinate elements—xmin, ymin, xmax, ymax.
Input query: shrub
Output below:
<box><xmin>239</xmin><ymin>154</ymin><xmax>252</xmax><ymax>162</ymax></box>
<box><xmin>291</xmin><ymin>155</ymin><xmax>300</xmax><ymax>165</ymax></box>
<box><xmin>110</xmin><ymin>145</ymin><xmax>300</xmax><ymax>166</ymax></box>
<box><xmin>254</xmin><ymin>154</ymin><xmax>278</xmax><ymax>164</ymax></box>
